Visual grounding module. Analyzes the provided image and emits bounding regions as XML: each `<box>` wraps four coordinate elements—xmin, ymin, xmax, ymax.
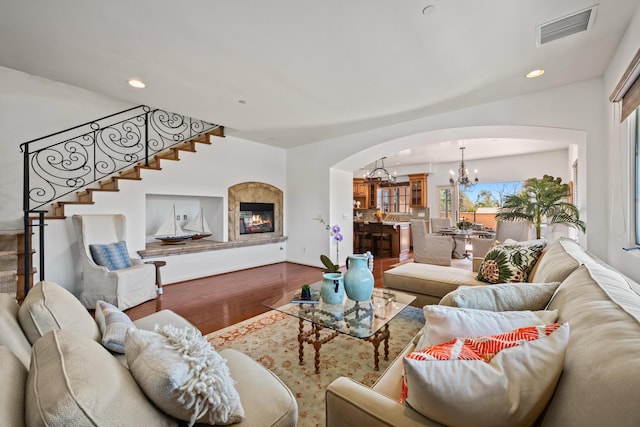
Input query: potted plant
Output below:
<box><xmin>495</xmin><ymin>175</ymin><xmax>586</xmax><ymax>239</ymax></box>
<box><xmin>320</xmin><ymin>255</ymin><xmax>340</xmax><ymax>273</ymax></box>
<box><xmin>300</xmin><ymin>284</ymin><xmax>311</xmax><ymax>300</ymax></box>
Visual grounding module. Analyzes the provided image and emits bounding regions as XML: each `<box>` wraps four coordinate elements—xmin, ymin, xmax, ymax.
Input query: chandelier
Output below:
<box><xmin>449</xmin><ymin>145</ymin><xmax>478</xmax><ymax>188</ymax></box>
<box><xmin>364</xmin><ymin>157</ymin><xmax>397</xmax><ymax>185</ymax></box>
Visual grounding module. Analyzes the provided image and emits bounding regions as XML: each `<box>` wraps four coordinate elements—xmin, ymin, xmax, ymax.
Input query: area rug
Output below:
<box><xmin>207</xmin><ymin>306</ymin><xmax>424</xmax><ymax>427</ymax></box>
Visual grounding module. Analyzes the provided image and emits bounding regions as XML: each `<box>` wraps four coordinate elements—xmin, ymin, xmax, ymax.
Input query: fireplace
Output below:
<box><xmin>239</xmin><ymin>202</ymin><xmax>274</xmax><ymax>235</ymax></box>
<box><xmin>228</xmin><ymin>182</ymin><xmax>283</xmax><ymax>242</ymax></box>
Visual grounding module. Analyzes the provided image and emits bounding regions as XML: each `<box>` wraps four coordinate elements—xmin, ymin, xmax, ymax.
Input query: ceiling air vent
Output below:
<box><xmin>536</xmin><ymin>5</ymin><xmax>598</xmax><ymax>47</ymax></box>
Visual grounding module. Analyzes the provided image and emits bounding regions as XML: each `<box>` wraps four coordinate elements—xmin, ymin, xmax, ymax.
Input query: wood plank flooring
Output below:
<box><xmin>125</xmin><ymin>256</ymin><xmax>406</xmax><ymax>335</ymax></box>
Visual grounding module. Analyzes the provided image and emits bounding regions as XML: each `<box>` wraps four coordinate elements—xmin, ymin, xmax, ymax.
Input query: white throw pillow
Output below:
<box><xmin>125</xmin><ymin>325</ymin><xmax>244</xmax><ymax>426</ymax></box>
<box><xmin>438</xmin><ymin>282</ymin><xmax>561</xmax><ymax>312</ymax></box>
<box><xmin>417</xmin><ymin>305</ymin><xmax>558</xmax><ymax>350</ymax></box>
<box><xmin>95</xmin><ymin>300</ymin><xmax>136</xmax><ymax>353</ymax></box>
<box><xmin>403</xmin><ymin>322</ymin><xmax>569</xmax><ymax>427</ymax></box>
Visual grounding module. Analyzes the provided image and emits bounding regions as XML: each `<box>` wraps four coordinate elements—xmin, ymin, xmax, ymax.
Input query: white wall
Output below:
<box><xmin>0</xmin><ymin>68</ymin><xmax>288</xmax><ymax>294</ymax></box>
<box><xmin>426</xmin><ymin>150</ymin><xmax>570</xmax><ymax>212</ymax></box>
<box><xmin>0</xmin><ymin>66</ymin><xmax>133</xmax><ymax>230</ymax></box>
<box><xmin>41</xmin><ymin>134</ymin><xmax>286</xmax><ymax>294</ymax></box>
<box><xmin>602</xmin><ymin>4</ymin><xmax>640</xmax><ymax>281</ymax></box>
<box><xmin>287</xmin><ymin>81</ymin><xmax>604</xmax><ymax>272</ymax></box>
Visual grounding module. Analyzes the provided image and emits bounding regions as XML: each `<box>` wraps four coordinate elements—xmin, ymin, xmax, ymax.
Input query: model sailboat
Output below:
<box><xmin>183</xmin><ymin>208</ymin><xmax>212</xmax><ymax>240</ymax></box>
<box><xmin>154</xmin><ymin>205</ymin><xmax>194</xmax><ymax>244</ymax></box>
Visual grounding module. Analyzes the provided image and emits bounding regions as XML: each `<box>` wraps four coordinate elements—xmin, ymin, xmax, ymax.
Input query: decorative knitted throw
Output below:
<box><xmin>125</xmin><ymin>325</ymin><xmax>244</xmax><ymax>426</ymax></box>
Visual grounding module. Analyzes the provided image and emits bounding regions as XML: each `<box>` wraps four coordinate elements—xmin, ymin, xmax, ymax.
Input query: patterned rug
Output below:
<box><xmin>207</xmin><ymin>306</ymin><xmax>424</xmax><ymax>427</ymax></box>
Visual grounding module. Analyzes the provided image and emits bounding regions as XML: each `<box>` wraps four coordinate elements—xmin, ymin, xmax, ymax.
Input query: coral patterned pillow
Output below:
<box><xmin>476</xmin><ymin>243</ymin><xmax>544</xmax><ymax>283</ymax></box>
<box><xmin>402</xmin><ymin>323</ymin><xmax>569</xmax><ymax>427</ymax></box>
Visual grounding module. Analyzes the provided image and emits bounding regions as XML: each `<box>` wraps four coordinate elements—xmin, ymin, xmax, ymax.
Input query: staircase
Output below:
<box><xmin>50</xmin><ymin>126</ymin><xmax>224</xmax><ymax>218</ymax></box>
<box><xmin>18</xmin><ymin>106</ymin><xmax>225</xmax><ymax>297</ymax></box>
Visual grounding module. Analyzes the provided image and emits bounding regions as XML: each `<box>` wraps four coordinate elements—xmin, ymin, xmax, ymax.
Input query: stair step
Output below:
<box><xmin>0</xmin><ymin>234</ymin><xmax>17</xmax><ymax>252</ymax></box>
<box><xmin>99</xmin><ymin>178</ymin><xmax>119</xmax><ymax>190</ymax></box>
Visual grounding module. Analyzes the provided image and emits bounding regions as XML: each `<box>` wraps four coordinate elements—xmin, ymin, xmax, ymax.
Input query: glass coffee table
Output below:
<box><xmin>263</xmin><ymin>284</ymin><xmax>416</xmax><ymax>374</ymax></box>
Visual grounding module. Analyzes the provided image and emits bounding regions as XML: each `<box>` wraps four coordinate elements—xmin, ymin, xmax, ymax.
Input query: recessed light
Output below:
<box><xmin>128</xmin><ymin>79</ymin><xmax>146</xmax><ymax>88</ymax></box>
<box><xmin>422</xmin><ymin>5</ymin><xmax>435</xmax><ymax>15</ymax></box>
<box><xmin>526</xmin><ymin>69</ymin><xmax>545</xmax><ymax>79</ymax></box>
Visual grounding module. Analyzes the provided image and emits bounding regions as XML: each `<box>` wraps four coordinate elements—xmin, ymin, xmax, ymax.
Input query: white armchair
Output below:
<box><xmin>72</xmin><ymin>214</ymin><xmax>158</xmax><ymax>310</ymax></box>
<box><xmin>410</xmin><ymin>220</ymin><xmax>453</xmax><ymax>266</ymax></box>
<box><xmin>429</xmin><ymin>217</ymin><xmax>453</xmax><ymax>233</ymax></box>
<box><xmin>495</xmin><ymin>220</ymin><xmax>533</xmax><ymax>242</ymax></box>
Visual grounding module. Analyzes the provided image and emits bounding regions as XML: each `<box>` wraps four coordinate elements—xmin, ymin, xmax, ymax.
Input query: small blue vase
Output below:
<box><xmin>321</xmin><ymin>273</ymin><xmax>344</xmax><ymax>305</ymax></box>
<box><xmin>344</xmin><ymin>254</ymin><xmax>374</xmax><ymax>301</ymax></box>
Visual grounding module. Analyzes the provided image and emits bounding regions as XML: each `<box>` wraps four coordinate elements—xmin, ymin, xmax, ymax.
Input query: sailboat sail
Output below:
<box><xmin>184</xmin><ymin>208</ymin><xmax>212</xmax><ymax>239</ymax></box>
<box><xmin>155</xmin><ymin>205</ymin><xmax>193</xmax><ymax>243</ymax></box>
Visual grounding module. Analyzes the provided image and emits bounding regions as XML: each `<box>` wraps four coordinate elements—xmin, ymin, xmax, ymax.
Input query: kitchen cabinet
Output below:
<box><xmin>352</xmin><ymin>179</ymin><xmax>377</xmax><ymax>210</ymax></box>
<box><xmin>409</xmin><ymin>173</ymin><xmax>427</xmax><ymax>208</ymax></box>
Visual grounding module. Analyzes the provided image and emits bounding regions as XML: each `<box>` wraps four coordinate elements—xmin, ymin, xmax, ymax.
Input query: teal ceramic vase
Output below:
<box><xmin>344</xmin><ymin>254</ymin><xmax>374</xmax><ymax>301</ymax></box>
<box><xmin>321</xmin><ymin>273</ymin><xmax>344</xmax><ymax>305</ymax></box>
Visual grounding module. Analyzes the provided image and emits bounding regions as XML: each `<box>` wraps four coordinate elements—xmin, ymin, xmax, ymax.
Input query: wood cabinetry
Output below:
<box><xmin>353</xmin><ymin>178</ymin><xmax>377</xmax><ymax>210</ymax></box>
<box><xmin>408</xmin><ymin>173</ymin><xmax>427</xmax><ymax>208</ymax></box>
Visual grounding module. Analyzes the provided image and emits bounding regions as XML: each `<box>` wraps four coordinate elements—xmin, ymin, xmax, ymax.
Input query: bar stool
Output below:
<box><xmin>354</xmin><ymin>222</ymin><xmax>372</xmax><ymax>253</ymax></box>
<box><xmin>368</xmin><ymin>222</ymin><xmax>391</xmax><ymax>257</ymax></box>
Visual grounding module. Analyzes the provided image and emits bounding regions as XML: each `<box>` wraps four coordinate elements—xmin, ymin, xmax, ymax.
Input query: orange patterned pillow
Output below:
<box><xmin>402</xmin><ymin>323</ymin><xmax>569</xmax><ymax>427</ymax></box>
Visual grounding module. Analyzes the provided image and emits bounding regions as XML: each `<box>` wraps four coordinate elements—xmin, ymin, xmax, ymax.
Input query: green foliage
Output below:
<box><xmin>301</xmin><ymin>284</ymin><xmax>310</xmax><ymax>291</ymax></box>
<box><xmin>459</xmin><ymin>191</ymin><xmax>476</xmax><ymax>212</ymax></box>
<box><xmin>495</xmin><ymin>175</ymin><xmax>586</xmax><ymax>239</ymax></box>
<box><xmin>475</xmin><ymin>189</ymin><xmax>499</xmax><ymax>207</ymax></box>
<box><xmin>320</xmin><ymin>254</ymin><xmax>340</xmax><ymax>273</ymax></box>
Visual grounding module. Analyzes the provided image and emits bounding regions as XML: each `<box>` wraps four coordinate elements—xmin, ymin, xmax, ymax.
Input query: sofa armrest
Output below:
<box><xmin>132</xmin><ymin>309</ymin><xmax>196</xmax><ymax>332</ymax></box>
<box><xmin>326</xmin><ymin>377</ymin><xmax>444</xmax><ymax>427</ymax></box>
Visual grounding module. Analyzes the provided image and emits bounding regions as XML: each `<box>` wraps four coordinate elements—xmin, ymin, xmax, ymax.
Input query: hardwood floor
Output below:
<box><xmin>125</xmin><ymin>256</ymin><xmax>406</xmax><ymax>335</ymax></box>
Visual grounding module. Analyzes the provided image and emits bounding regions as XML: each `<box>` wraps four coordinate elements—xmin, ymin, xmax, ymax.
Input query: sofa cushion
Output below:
<box><xmin>89</xmin><ymin>241</ymin><xmax>133</xmax><ymax>271</ymax></box>
<box><xmin>439</xmin><ymin>282</ymin><xmax>561</xmax><ymax>311</ymax></box>
<box><xmin>0</xmin><ymin>346</ymin><xmax>27</xmax><ymax>427</ymax></box>
<box><xmin>95</xmin><ymin>300</ymin><xmax>136</xmax><ymax>353</ymax></box>
<box><xmin>402</xmin><ymin>323</ymin><xmax>569</xmax><ymax>427</ymax></box>
<box><xmin>220</xmin><ymin>348</ymin><xmax>299</xmax><ymax>427</ymax></box>
<box><xmin>383</xmin><ymin>263</ymin><xmax>485</xmax><ymax>300</ymax></box>
<box><xmin>539</xmin><ymin>264</ymin><xmax>640</xmax><ymax>427</ymax></box>
<box><xmin>0</xmin><ymin>293</ymin><xmax>32</xmax><ymax>367</ymax></box>
<box><xmin>18</xmin><ymin>281</ymin><xmax>101</xmax><ymax>345</ymax></box>
<box><xmin>476</xmin><ymin>242</ymin><xmax>544</xmax><ymax>283</ymax></box>
<box><xmin>529</xmin><ymin>238</ymin><xmax>587</xmax><ymax>283</ymax></box>
<box><xmin>25</xmin><ymin>329</ymin><xmax>176</xmax><ymax>427</ymax></box>
<box><xmin>126</xmin><ymin>325</ymin><xmax>244</xmax><ymax>426</ymax></box>
<box><xmin>417</xmin><ymin>305</ymin><xmax>558</xmax><ymax>350</ymax></box>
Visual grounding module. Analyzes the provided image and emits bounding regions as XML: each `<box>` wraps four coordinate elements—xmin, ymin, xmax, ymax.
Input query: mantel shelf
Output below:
<box><xmin>138</xmin><ymin>236</ymin><xmax>288</xmax><ymax>259</ymax></box>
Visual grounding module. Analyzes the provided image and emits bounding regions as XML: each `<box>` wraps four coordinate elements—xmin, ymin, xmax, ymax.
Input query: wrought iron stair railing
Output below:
<box><xmin>20</xmin><ymin>105</ymin><xmax>221</xmax><ymax>297</ymax></box>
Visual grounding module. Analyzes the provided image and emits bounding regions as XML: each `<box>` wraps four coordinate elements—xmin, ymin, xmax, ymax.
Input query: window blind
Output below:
<box><xmin>610</xmin><ymin>48</ymin><xmax>640</xmax><ymax>122</ymax></box>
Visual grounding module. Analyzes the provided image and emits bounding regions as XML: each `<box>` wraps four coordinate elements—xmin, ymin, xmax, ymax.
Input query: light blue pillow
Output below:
<box><xmin>89</xmin><ymin>241</ymin><xmax>133</xmax><ymax>271</ymax></box>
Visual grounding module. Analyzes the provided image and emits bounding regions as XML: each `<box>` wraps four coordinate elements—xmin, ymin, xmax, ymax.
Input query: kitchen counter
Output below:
<box><xmin>354</xmin><ymin>221</ymin><xmax>411</xmax><ymax>259</ymax></box>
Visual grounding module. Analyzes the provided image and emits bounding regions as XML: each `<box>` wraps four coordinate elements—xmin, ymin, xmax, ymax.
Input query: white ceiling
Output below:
<box><xmin>1</xmin><ymin>0</ymin><xmax>638</xmax><ymax>166</ymax></box>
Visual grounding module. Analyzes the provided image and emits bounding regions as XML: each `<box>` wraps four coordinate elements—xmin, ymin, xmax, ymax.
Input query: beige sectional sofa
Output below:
<box><xmin>0</xmin><ymin>281</ymin><xmax>298</xmax><ymax>427</ymax></box>
<box><xmin>383</xmin><ymin>237</ymin><xmax>593</xmax><ymax>307</ymax></box>
<box><xmin>327</xmin><ymin>238</ymin><xmax>640</xmax><ymax>426</ymax></box>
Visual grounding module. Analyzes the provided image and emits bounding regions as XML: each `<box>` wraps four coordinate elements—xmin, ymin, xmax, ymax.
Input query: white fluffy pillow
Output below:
<box><xmin>125</xmin><ymin>325</ymin><xmax>244</xmax><ymax>426</ymax></box>
<box><xmin>438</xmin><ymin>282</ymin><xmax>561</xmax><ymax>312</ymax></box>
<box><xmin>403</xmin><ymin>322</ymin><xmax>569</xmax><ymax>427</ymax></box>
<box><xmin>94</xmin><ymin>300</ymin><xmax>136</xmax><ymax>353</ymax></box>
<box><xmin>416</xmin><ymin>305</ymin><xmax>558</xmax><ymax>350</ymax></box>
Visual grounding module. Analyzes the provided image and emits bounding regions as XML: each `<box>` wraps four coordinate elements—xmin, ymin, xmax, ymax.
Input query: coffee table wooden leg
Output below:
<box><xmin>298</xmin><ymin>318</ymin><xmax>305</xmax><ymax>366</ymax></box>
<box><xmin>313</xmin><ymin>324</ymin><xmax>322</xmax><ymax>374</ymax></box>
<box><xmin>383</xmin><ymin>324</ymin><xmax>390</xmax><ymax>361</ymax></box>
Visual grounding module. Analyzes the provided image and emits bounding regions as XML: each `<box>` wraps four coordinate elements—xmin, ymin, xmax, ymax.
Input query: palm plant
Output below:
<box><xmin>495</xmin><ymin>175</ymin><xmax>586</xmax><ymax>239</ymax></box>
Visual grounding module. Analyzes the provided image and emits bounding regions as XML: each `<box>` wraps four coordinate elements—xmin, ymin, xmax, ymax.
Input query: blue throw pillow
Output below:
<box><xmin>89</xmin><ymin>241</ymin><xmax>133</xmax><ymax>271</ymax></box>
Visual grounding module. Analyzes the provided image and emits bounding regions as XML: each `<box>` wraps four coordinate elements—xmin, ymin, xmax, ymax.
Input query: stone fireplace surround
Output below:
<box><xmin>138</xmin><ymin>181</ymin><xmax>286</xmax><ymax>258</ymax></box>
<box><xmin>228</xmin><ymin>182</ymin><xmax>283</xmax><ymax>241</ymax></box>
